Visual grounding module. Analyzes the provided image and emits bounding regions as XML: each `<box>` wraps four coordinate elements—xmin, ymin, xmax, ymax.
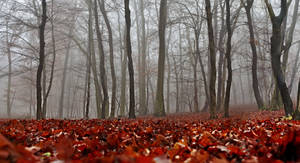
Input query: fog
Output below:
<box><xmin>0</xmin><ymin>0</ymin><xmax>299</xmax><ymax>119</ymax></box>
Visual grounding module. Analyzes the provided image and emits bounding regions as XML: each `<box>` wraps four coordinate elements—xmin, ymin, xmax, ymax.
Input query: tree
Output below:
<box><xmin>264</xmin><ymin>0</ymin><xmax>293</xmax><ymax>116</ymax></box>
<box><xmin>138</xmin><ymin>0</ymin><xmax>147</xmax><ymax>115</ymax></box>
<box><xmin>154</xmin><ymin>0</ymin><xmax>167</xmax><ymax>117</ymax></box>
<box><xmin>204</xmin><ymin>0</ymin><xmax>217</xmax><ymax>119</ymax></box>
<box><xmin>5</xmin><ymin>18</ymin><xmax>12</xmax><ymax>117</ymax></box>
<box><xmin>42</xmin><ymin>0</ymin><xmax>57</xmax><ymax>118</ymax></box>
<box><xmin>36</xmin><ymin>0</ymin><xmax>47</xmax><ymax>120</ymax></box>
<box><xmin>98</xmin><ymin>0</ymin><xmax>117</xmax><ymax>118</ymax></box>
<box><xmin>124</xmin><ymin>0</ymin><xmax>136</xmax><ymax>119</ymax></box>
<box><xmin>224</xmin><ymin>0</ymin><xmax>232</xmax><ymax>118</ymax></box>
<box><xmin>94</xmin><ymin>0</ymin><xmax>109</xmax><ymax>119</ymax></box>
<box><xmin>242</xmin><ymin>0</ymin><xmax>264</xmax><ymax>109</ymax></box>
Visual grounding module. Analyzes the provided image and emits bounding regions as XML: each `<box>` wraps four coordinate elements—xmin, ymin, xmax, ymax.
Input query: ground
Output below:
<box><xmin>0</xmin><ymin>109</ymin><xmax>299</xmax><ymax>163</ymax></box>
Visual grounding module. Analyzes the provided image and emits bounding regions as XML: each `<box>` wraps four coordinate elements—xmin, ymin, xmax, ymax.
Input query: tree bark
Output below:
<box><xmin>205</xmin><ymin>0</ymin><xmax>217</xmax><ymax>119</ymax></box>
<box><xmin>282</xmin><ymin>0</ymin><xmax>299</xmax><ymax>77</ymax></box>
<box><xmin>242</xmin><ymin>0</ymin><xmax>264</xmax><ymax>109</ymax></box>
<box><xmin>288</xmin><ymin>43</ymin><xmax>300</xmax><ymax>92</ymax></box>
<box><xmin>124</xmin><ymin>0</ymin><xmax>136</xmax><ymax>119</ymax></box>
<box><xmin>154</xmin><ymin>0</ymin><xmax>167</xmax><ymax>117</ymax></box>
<box><xmin>36</xmin><ymin>0</ymin><xmax>47</xmax><ymax>120</ymax></box>
<box><xmin>216</xmin><ymin>2</ymin><xmax>226</xmax><ymax>112</ymax></box>
<box><xmin>264</xmin><ymin>0</ymin><xmax>294</xmax><ymax>116</ymax></box>
<box><xmin>224</xmin><ymin>0</ymin><xmax>232</xmax><ymax>118</ymax></box>
<box><xmin>118</xmin><ymin>11</ymin><xmax>127</xmax><ymax>117</ymax></box>
<box><xmin>139</xmin><ymin>0</ymin><xmax>147</xmax><ymax>115</ymax></box>
<box><xmin>98</xmin><ymin>0</ymin><xmax>117</xmax><ymax>118</ymax></box>
<box><xmin>6</xmin><ymin>21</ymin><xmax>12</xmax><ymax>117</ymax></box>
<box><xmin>166</xmin><ymin>26</ymin><xmax>172</xmax><ymax>113</ymax></box>
<box><xmin>94</xmin><ymin>0</ymin><xmax>109</xmax><ymax>119</ymax></box>
<box><xmin>84</xmin><ymin>55</ymin><xmax>91</xmax><ymax>119</ymax></box>
<box><xmin>172</xmin><ymin>53</ymin><xmax>180</xmax><ymax>113</ymax></box>
<box><xmin>293</xmin><ymin>79</ymin><xmax>300</xmax><ymax>119</ymax></box>
<box><xmin>42</xmin><ymin>1</ymin><xmax>56</xmax><ymax>118</ymax></box>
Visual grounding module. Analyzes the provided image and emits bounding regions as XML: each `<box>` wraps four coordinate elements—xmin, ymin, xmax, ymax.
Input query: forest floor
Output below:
<box><xmin>0</xmin><ymin>108</ymin><xmax>299</xmax><ymax>163</ymax></box>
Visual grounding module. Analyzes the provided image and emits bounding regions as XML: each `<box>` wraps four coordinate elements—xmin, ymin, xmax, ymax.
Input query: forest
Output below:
<box><xmin>0</xmin><ymin>0</ymin><xmax>300</xmax><ymax>162</ymax></box>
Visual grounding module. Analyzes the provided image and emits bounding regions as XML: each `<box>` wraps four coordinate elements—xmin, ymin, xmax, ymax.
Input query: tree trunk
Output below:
<box><xmin>186</xmin><ymin>27</ymin><xmax>199</xmax><ymax>113</ymax></box>
<box><xmin>293</xmin><ymin>79</ymin><xmax>300</xmax><ymax>119</ymax></box>
<box><xmin>224</xmin><ymin>0</ymin><xmax>232</xmax><ymax>118</ymax></box>
<box><xmin>172</xmin><ymin>54</ymin><xmax>180</xmax><ymax>113</ymax></box>
<box><xmin>264</xmin><ymin>0</ymin><xmax>294</xmax><ymax>116</ymax></box>
<box><xmin>6</xmin><ymin>21</ymin><xmax>12</xmax><ymax>117</ymax></box>
<box><xmin>205</xmin><ymin>0</ymin><xmax>217</xmax><ymax>119</ymax></box>
<box><xmin>239</xmin><ymin>66</ymin><xmax>245</xmax><ymax>104</ymax></box>
<box><xmin>216</xmin><ymin>2</ymin><xmax>225</xmax><ymax>112</ymax></box>
<box><xmin>166</xmin><ymin>26</ymin><xmax>172</xmax><ymax>113</ymax></box>
<box><xmin>139</xmin><ymin>0</ymin><xmax>147</xmax><ymax>115</ymax></box>
<box><xmin>98</xmin><ymin>0</ymin><xmax>117</xmax><ymax>118</ymax></box>
<box><xmin>195</xmin><ymin>32</ymin><xmax>209</xmax><ymax>112</ymax></box>
<box><xmin>288</xmin><ymin>43</ymin><xmax>300</xmax><ymax>92</ymax></box>
<box><xmin>94</xmin><ymin>0</ymin><xmax>109</xmax><ymax>119</ymax></box>
<box><xmin>42</xmin><ymin>1</ymin><xmax>56</xmax><ymax>118</ymax></box>
<box><xmin>125</xmin><ymin>0</ymin><xmax>136</xmax><ymax>119</ymax></box>
<box><xmin>36</xmin><ymin>0</ymin><xmax>47</xmax><ymax>120</ymax></box>
<box><xmin>84</xmin><ymin>55</ymin><xmax>91</xmax><ymax>119</ymax></box>
<box><xmin>242</xmin><ymin>0</ymin><xmax>264</xmax><ymax>109</ymax></box>
<box><xmin>282</xmin><ymin>0</ymin><xmax>299</xmax><ymax>76</ymax></box>
<box><xmin>87</xmin><ymin>0</ymin><xmax>103</xmax><ymax>118</ymax></box>
<box><xmin>154</xmin><ymin>0</ymin><xmax>167</xmax><ymax>117</ymax></box>
<box><xmin>42</xmin><ymin>60</ymin><xmax>46</xmax><ymax>117</ymax></box>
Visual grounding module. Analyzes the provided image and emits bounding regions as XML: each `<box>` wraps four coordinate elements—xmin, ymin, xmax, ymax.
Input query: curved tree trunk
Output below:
<box><xmin>94</xmin><ymin>0</ymin><xmax>109</xmax><ymax>119</ymax></box>
<box><xmin>98</xmin><ymin>0</ymin><xmax>117</xmax><ymax>118</ymax></box>
<box><xmin>264</xmin><ymin>0</ymin><xmax>294</xmax><ymax>116</ymax></box>
<box><xmin>282</xmin><ymin>0</ymin><xmax>298</xmax><ymax>74</ymax></box>
<box><xmin>242</xmin><ymin>0</ymin><xmax>264</xmax><ymax>109</ymax></box>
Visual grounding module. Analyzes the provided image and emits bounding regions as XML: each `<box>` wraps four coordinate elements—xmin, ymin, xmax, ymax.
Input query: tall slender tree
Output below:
<box><xmin>139</xmin><ymin>0</ymin><xmax>147</xmax><ymax>115</ymax></box>
<box><xmin>205</xmin><ymin>0</ymin><xmax>217</xmax><ymax>119</ymax></box>
<box><xmin>124</xmin><ymin>0</ymin><xmax>136</xmax><ymax>118</ymax></box>
<box><xmin>154</xmin><ymin>0</ymin><xmax>167</xmax><ymax>117</ymax></box>
<box><xmin>242</xmin><ymin>0</ymin><xmax>264</xmax><ymax>109</ymax></box>
<box><xmin>36</xmin><ymin>0</ymin><xmax>47</xmax><ymax>120</ymax></box>
<box><xmin>98</xmin><ymin>0</ymin><xmax>117</xmax><ymax>118</ymax></box>
<box><xmin>224</xmin><ymin>0</ymin><xmax>232</xmax><ymax>118</ymax></box>
<box><xmin>94</xmin><ymin>0</ymin><xmax>109</xmax><ymax>119</ymax></box>
<box><xmin>42</xmin><ymin>0</ymin><xmax>57</xmax><ymax>118</ymax></box>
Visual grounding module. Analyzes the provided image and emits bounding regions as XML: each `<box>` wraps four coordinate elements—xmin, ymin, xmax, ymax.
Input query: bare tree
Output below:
<box><xmin>36</xmin><ymin>0</ymin><xmax>47</xmax><ymax>120</ymax></box>
<box><xmin>138</xmin><ymin>0</ymin><xmax>147</xmax><ymax>115</ymax></box>
<box><xmin>98</xmin><ymin>0</ymin><xmax>117</xmax><ymax>118</ymax></box>
<box><xmin>264</xmin><ymin>0</ymin><xmax>293</xmax><ymax>116</ymax></box>
<box><xmin>125</xmin><ymin>0</ymin><xmax>136</xmax><ymax>119</ymax></box>
<box><xmin>154</xmin><ymin>0</ymin><xmax>167</xmax><ymax>117</ymax></box>
<box><xmin>288</xmin><ymin>43</ymin><xmax>300</xmax><ymax>92</ymax></box>
<box><xmin>242</xmin><ymin>0</ymin><xmax>264</xmax><ymax>109</ymax></box>
<box><xmin>205</xmin><ymin>0</ymin><xmax>217</xmax><ymax>119</ymax></box>
<box><xmin>224</xmin><ymin>0</ymin><xmax>232</xmax><ymax>118</ymax></box>
<box><xmin>42</xmin><ymin>0</ymin><xmax>57</xmax><ymax>118</ymax></box>
<box><xmin>282</xmin><ymin>0</ymin><xmax>298</xmax><ymax>74</ymax></box>
<box><xmin>94</xmin><ymin>0</ymin><xmax>109</xmax><ymax>119</ymax></box>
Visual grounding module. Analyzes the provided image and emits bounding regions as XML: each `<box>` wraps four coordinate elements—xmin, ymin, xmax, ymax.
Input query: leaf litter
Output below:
<box><xmin>0</xmin><ymin>110</ymin><xmax>299</xmax><ymax>162</ymax></box>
